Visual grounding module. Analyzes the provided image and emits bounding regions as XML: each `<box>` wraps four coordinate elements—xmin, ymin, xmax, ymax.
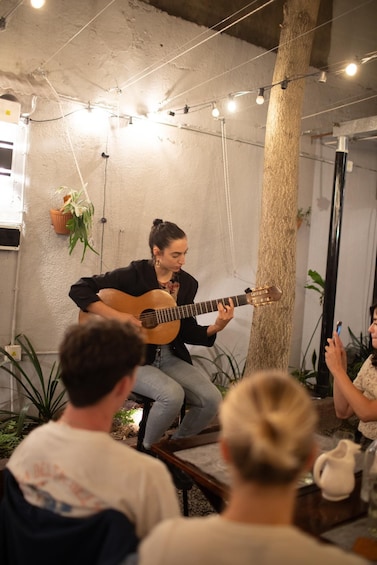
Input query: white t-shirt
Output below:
<box><xmin>137</xmin><ymin>515</ymin><xmax>369</xmax><ymax>565</ymax></box>
<box><xmin>7</xmin><ymin>421</ymin><xmax>180</xmax><ymax>539</ymax></box>
<box><xmin>353</xmin><ymin>355</ymin><xmax>377</xmax><ymax>440</ymax></box>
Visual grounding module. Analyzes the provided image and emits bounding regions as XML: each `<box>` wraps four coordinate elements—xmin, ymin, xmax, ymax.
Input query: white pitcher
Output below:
<box><xmin>313</xmin><ymin>439</ymin><xmax>361</xmax><ymax>501</ymax></box>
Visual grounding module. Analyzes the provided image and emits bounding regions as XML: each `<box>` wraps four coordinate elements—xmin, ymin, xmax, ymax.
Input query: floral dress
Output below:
<box><xmin>353</xmin><ymin>355</ymin><xmax>377</xmax><ymax>440</ymax></box>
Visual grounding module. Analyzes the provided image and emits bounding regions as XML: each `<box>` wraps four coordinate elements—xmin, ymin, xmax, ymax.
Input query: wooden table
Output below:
<box><xmin>152</xmin><ymin>431</ymin><xmax>368</xmax><ymax>536</ymax></box>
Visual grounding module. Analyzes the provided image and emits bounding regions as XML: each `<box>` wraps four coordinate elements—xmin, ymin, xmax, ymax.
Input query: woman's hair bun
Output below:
<box><xmin>153</xmin><ymin>218</ymin><xmax>163</xmax><ymax>227</ymax></box>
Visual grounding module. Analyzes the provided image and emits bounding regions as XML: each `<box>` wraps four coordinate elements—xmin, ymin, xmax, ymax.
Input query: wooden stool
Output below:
<box><xmin>127</xmin><ymin>392</ymin><xmax>154</xmax><ymax>451</ymax></box>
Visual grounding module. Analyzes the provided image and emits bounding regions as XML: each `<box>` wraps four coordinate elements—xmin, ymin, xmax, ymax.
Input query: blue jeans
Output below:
<box><xmin>133</xmin><ymin>346</ymin><xmax>222</xmax><ymax>448</ymax></box>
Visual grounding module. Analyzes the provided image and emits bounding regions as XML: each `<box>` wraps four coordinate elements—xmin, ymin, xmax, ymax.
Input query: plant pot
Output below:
<box><xmin>50</xmin><ymin>208</ymin><xmax>73</xmax><ymax>235</ymax></box>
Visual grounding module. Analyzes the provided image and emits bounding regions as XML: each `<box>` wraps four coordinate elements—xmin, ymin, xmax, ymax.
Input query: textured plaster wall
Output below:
<box><xmin>0</xmin><ymin>0</ymin><xmax>376</xmax><ymax>408</ymax></box>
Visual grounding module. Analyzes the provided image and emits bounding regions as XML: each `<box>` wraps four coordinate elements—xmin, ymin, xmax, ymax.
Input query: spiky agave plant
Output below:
<box><xmin>0</xmin><ymin>334</ymin><xmax>67</xmax><ymax>426</ymax></box>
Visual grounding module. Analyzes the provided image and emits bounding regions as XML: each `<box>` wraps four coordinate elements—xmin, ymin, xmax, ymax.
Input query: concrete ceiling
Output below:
<box><xmin>141</xmin><ymin>0</ymin><xmax>333</xmax><ymax>69</ymax></box>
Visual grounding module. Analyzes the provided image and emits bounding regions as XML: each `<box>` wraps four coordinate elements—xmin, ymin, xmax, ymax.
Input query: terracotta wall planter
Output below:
<box><xmin>50</xmin><ymin>208</ymin><xmax>73</xmax><ymax>235</ymax></box>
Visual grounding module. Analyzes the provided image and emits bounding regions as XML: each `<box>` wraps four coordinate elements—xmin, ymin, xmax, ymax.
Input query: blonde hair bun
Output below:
<box><xmin>220</xmin><ymin>370</ymin><xmax>317</xmax><ymax>484</ymax></box>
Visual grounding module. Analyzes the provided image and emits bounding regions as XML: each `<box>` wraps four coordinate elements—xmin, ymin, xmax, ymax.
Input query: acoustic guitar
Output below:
<box><xmin>79</xmin><ymin>285</ymin><xmax>282</xmax><ymax>345</ymax></box>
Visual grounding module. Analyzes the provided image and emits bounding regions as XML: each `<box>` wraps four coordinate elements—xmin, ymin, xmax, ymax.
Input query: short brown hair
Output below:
<box><xmin>59</xmin><ymin>319</ymin><xmax>145</xmax><ymax>407</ymax></box>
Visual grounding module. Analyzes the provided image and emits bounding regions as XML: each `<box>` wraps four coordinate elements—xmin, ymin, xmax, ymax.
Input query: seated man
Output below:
<box><xmin>2</xmin><ymin>319</ymin><xmax>180</xmax><ymax>562</ymax></box>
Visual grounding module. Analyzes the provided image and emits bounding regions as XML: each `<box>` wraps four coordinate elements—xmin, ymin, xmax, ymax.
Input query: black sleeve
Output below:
<box><xmin>69</xmin><ymin>264</ymin><xmax>141</xmax><ymax>312</ymax></box>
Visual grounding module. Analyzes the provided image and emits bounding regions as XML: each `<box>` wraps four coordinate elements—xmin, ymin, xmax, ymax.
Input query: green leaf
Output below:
<box><xmin>0</xmin><ymin>334</ymin><xmax>67</xmax><ymax>428</ymax></box>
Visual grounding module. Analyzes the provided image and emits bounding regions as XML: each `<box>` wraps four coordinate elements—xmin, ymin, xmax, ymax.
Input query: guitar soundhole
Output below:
<box><xmin>140</xmin><ymin>308</ymin><xmax>158</xmax><ymax>329</ymax></box>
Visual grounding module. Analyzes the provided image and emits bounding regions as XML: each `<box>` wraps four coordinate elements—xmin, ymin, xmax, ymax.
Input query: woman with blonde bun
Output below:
<box><xmin>133</xmin><ymin>371</ymin><xmax>368</xmax><ymax>565</ymax></box>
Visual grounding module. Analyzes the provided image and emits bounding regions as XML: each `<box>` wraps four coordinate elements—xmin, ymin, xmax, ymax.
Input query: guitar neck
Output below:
<box><xmin>156</xmin><ymin>294</ymin><xmax>248</xmax><ymax>324</ymax></box>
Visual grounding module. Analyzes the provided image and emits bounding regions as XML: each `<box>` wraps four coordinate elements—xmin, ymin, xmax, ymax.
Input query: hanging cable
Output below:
<box><xmin>117</xmin><ymin>0</ymin><xmax>275</xmax><ymax>92</ymax></box>
<box><xmin>220</xmin><ymin>119</ymin><xmax>237</xmax><ymax>276</ymax></box>
<box><xmin>112</xmin><ymin>0</ymin><xmax>268</xmax><ymax>93</ymax></box>
<box><xmin>302</xmin><ymin>92</ymin><xmax>377</xmax><ymax>121</ymax></box>
<box><xmin>42</xmin><ymin>75</ymin><xmax>89</xmax><ymax>201</ymax></box>
<box><xmin>99</xmin><ymin>133</ymin><xmax>109</xmax><ymax>274</ymax></box>
<box><xmin>37</xmin><ymin>0</ymin><xmax>117</xmax><ymax>71</ymax></box>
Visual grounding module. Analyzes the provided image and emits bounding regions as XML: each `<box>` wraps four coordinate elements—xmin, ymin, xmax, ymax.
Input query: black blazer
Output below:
<box><xmin>69</xmin><ymin>260</ymin><xmax>216</xmax><ymax>364</ymax></box>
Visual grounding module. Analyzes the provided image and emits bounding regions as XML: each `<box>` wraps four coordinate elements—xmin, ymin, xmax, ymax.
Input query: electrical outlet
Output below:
<box><xmin>4</xmin><ymin>345</ymin><xmax>22</xmax><ymax>361</ymax></box>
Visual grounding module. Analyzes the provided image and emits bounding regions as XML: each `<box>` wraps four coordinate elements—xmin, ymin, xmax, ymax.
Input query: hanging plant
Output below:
<box><xmin>58</xmin><ymin>186</ymin><xmax>98</xmax><ymax>262</ymax></box>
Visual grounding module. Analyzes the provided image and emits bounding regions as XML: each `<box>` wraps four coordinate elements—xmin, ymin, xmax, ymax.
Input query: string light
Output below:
<box><xmin>30</xmin><ymin>0</ymin><xmax>46</xmax><ymax>8</ymax></box>
<box><xmin>211</xmin><ymin>103</ymin><xmax>220</xmax><ymax>118</ymax></box>
<box><xmin>345</xmin><ymin>62</ymin><xmax>358</xmax><ymax>76</ymax></box>
<box><xmin>256</xmin><ymin>88</ymin><xmax>265</xmax><ymax>105</ymax></box>
<box><xmin>164</xmin><ymin>54</ymin><xmax>369</xmax><ymax>118</ymax></box>
<box><xmin>227</xmin><ymin>96</ymin><xmax>236</xmax><ymax>112</ymax></box>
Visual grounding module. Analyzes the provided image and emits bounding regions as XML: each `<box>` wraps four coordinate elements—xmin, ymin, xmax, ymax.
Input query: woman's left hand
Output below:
<box><xmin>214</xmin><ymin>298</ymin><xmax>234</xmax><ymax>330</ymax></box>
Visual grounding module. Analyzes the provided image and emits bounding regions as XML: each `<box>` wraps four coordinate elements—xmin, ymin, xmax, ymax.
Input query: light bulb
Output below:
<box><xmin>345</xmin><ymin>62</ymin><xmax>358</xmax><ymax>76</ymax></box>
<box><xmin>211</xmin><ymin>104</ymin><xmax>220</xmax><ymax>118</ymax></box>
<box><xmin>227</xmin><ymin>97</ymin><xmax>236</xmax><ymax>113</ymax></box>
<box><xmin>30</xmin><ymin>0</ymin><xmax>46</xmax><ymax>8</ymax></box>
<box><xmin>256</xmin><ymin>88</ymin><xmax>265</xmax><ymax>105</ymax></box>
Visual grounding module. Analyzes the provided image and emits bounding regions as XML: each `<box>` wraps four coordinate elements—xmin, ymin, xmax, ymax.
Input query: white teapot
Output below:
<box><xmin>313</xmin><ymin>439</ymin><xmax>361</xmax><ymax>501</ymax></box>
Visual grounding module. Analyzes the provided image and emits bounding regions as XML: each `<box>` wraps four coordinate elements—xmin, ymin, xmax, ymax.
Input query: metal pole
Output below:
<box><xmin>316</xmin><ymin>136</ymin><xmax>348</xmax><ymax>397</ymax></box>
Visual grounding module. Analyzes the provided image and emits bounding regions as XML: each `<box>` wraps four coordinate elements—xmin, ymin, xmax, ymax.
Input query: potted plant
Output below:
<box><xmin>290</xmin><ymin>269</ymin><xmax>325</xmax><ymax>390</ymax></box>
<box><xmin>57</xmin><ymin>186</ymin><xmax>98</xmax><ymax>262</ymax></box>
<box><xmin>297</xmin><ymin>206</ymin><xmax>311</xmax><ymax>229</ymax></box>
<box><xmin>0</xmin><ymin>333</ymin><xmax>67</xmax><ymax>427</ymax></box>
<box><xmin>50</xmin><ymin>195</ymin><xmax>73</xmax><ymax>235</ymax></box>
<box><xmin>192</xmin><ymin>343</ymin><xmax>245</xmax><ymax>397</ymax></box>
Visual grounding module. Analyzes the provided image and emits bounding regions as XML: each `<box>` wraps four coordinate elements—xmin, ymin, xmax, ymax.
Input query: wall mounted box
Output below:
<box><xmin>0</xmin><ymin>98</ymin><xmax>21</xmax><ymax>124</ymax></box>
<box><xmin>0</xmin><ymin>224</ymin><xmax>21</xmax><ymax>250</ymax></box>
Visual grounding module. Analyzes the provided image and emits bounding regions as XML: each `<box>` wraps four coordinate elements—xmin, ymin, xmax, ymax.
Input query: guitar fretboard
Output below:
<box><xmin>156</xmin><ymin>293</ymin><xmax>249</xmax><ymax>324</ymax></box>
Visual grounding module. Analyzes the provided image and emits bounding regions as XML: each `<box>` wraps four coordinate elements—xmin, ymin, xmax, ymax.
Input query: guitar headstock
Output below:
<box><xmin>245</xmin><ymin>285</ymin><xmax>282</xmax><ymax>307</ymax></box>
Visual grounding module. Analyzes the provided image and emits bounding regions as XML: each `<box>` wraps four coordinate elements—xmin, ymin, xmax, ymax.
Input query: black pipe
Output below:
<box><xmin>316</xmin><ymin>136</ymin><xmax>348</xmax><ymax>397</ymax></box>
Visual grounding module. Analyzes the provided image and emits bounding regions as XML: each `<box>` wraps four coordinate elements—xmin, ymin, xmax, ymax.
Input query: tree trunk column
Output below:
<box><xmin>246</xmin><ymin>0</ymin><xmax>320</xmax><ymax>373</ymax></box>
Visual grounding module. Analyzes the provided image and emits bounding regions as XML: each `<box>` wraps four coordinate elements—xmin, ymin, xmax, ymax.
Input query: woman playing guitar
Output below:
<box><xmin>69</xmin><ymin>219</ymin><xmax>234</xmax><ymax>454</ymax></box>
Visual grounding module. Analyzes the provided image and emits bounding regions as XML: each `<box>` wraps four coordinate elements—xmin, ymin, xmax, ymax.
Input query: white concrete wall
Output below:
<box><xmin>0</xmin><ymin>0</ymin><xmax>376</xmax><ymax>408</ymax></box>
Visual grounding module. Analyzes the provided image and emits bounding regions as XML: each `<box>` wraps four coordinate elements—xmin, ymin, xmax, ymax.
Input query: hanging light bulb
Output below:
<box><xmin>256</xmin><ymin>88</ymin><xmax>265</xmax><ymax>105</ymax></box>
<box><xmin>345</xmin><ymin>61</ymin><xmax>358</xmax><ymax>76</ymax></box>
<box><xmin>227</xmin><ymin>96</ymin><xmax>236</xmax><ymax>113</ymax></box>
<box><xmin>30</xmin><ymin>0</ymin><xmax>46</xmax><ymax>8</ymax></box>
<box><xmin>211</xmin><ymin>103</ymin><xmax>220</xmax><ymax>118</ymax></box>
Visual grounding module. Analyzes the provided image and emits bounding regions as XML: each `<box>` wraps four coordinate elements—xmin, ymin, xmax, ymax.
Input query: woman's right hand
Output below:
<box><xmin>88</xmin><ymin>301</ymin><xmax>142</xmax><ymax>328</ymax></box>
<box><xmin>325</xmin><ymin>332</ymin><xmax>347</xmax><ymax>374</ymax></box>
<box><xmin>117</xmin><ymin>311</ymin><xmax>143</xmax><ymax>328</ymax></box>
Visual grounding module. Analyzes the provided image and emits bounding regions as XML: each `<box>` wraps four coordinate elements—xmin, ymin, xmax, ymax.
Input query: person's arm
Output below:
<box><xmin>86</xmin><ymin>300</ymin><xmax>141</xmax><ymax>327</ymax></box>
<box><xmin>69</xmin><ymin>267</ymin><xmax>143</xmax><ymax>327</ymax></box>
<box><xmin>207</xmin><ymin>298</ymin><xmax>234</xmax><ymax>337</ymax></box>
<box><xmin>326</xmin><ymin>333</ymin><xmax>377</xmax><ymax>421</ymax></box>
<box><xmin>325</xmin><ymin>333</ymin><xmax>354</xmax><ymax>418</ymax></box>
<box><xmin>177</xmin><ymin>273</ymin><xmax>234</xmax><ymax>344</ymax></box>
